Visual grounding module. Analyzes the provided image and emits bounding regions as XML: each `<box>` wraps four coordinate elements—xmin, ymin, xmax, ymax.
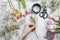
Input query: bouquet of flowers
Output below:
<box><xmin>46</xmin><ymin>14</ymin><xmax>60</xmax><ymax>40</ymax></box>
<box><xmin>46</xmin><ymin>14</ymin><xmax>60</xmax><ymax>33</ymax></box>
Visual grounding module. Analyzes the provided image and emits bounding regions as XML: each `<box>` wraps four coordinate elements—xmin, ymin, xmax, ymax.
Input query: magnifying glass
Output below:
<box><xmin>32</xmin><ymin>3</ymin><xmax>41</xmax><ymax>14</ymax></box>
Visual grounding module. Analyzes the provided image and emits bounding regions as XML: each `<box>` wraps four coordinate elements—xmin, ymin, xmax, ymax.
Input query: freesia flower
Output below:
<box><xmin>48</xmin><ymin>14</ymin><xmax>59</xmax><ymax>21</ymax></box>
<box><xmin>22</xmin><ymin>10</ymin><xmax>26</xmax><ymax>16</ymax></box>
<box><xmin>26</xmin><ymin>8</ymin><xmax>31</xmax><ymax>14</ymax></box>
<box><xmin>48</xmin><ymin>14</ymin><xmax>54</xmax><ymax>19</ymax></box>
<box><xmin>22</xmin><ymin>8</ymin><xmax>31</xmax><ymax>16</ymax></box>
<box><xmin>46</xmin><ymin>25</ymin><xmax>54</xmax><ymax>30</ymax></box>
<box><xmin>47</xmin><ymin>19</ymin><xmax>54</xmax><ymax>25</ymax></box>
<box><xmin>53</xmin><ymin>15</ymin><xmax>59</xmax><ymax>21</ymax></box>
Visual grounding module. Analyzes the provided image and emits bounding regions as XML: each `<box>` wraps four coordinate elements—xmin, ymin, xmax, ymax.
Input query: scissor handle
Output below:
<box><xmin>39</xmin><ymin>12</ymin><xmax>48</xmax><ymax>19</ymax></box>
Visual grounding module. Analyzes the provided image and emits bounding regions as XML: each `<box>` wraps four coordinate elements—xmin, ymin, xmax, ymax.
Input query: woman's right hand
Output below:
<box><xmin>19</xmin><ymin>23</ymin><xmax>36</xmax><ymax>40</ymax></box>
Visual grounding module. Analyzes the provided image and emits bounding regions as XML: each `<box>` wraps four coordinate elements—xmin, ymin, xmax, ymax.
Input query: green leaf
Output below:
<box><xmin>55</xmin><ymin>29</ymin><xmax>60</xmax><ymax>33</ymax></box>
<box><xmin>30</xmin><ymin>16</ymin><xmax>36</xmax><ymax>25</ymax></box>
<box><xmin>56</xmin><ymin>20</ymin><xmax>60</xmax><ymax>24</ymax></box>
<box><xmin>59</xmin><ymin>16</ymin><xmax>60</xmax><ymax>20</ymax></box>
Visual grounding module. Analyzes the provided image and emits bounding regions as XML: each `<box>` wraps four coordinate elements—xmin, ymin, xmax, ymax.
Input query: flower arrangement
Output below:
<box><xmin>46</xmin><ymin>14</ymin><xmax>60</xmax><ymax>33</ymax></box>
<box><xmin>8</xmin><ymin>0</ymin><xmax>31</xmax><ymax>19</ymax></box>
<box><xmin>7</xmin><ymin>0</ymin><xmax>22</xmax><ymax>19</ymax></box>
<box><xmin>46</xmin><ymin>14</ymin><xmax>60</xmax><ymax>40</ymax></box>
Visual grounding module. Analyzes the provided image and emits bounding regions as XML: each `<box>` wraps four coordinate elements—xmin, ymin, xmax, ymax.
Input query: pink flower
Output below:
<box><xmin>22</xmin><ymin>10</ymin><xmax>26</xmax><ymax>16</ymax></box>
<box><xmin>48</xmin><ymin>14</ymin><xmax>59</xmax><ymax>21</ymax></box>
<box><xmin>53</xmin><ymin>15</ymin><xmax>59</xmax><ymax>21</ymax></box>
<box><xmin>26</xmin><ymin>8</ymin><xmax>31</xmax><ymax>14</ymax></box>
<box><xmin>47</xmin><ymin>19</ymin><xmax>54</xmax><ymax>25</ymax></box>
<box><xmin>22</xmin><ymin>8</ymin><xmax>31</xmax><ymax>16</ymax></box>
<box><xmin>48</xmin><ymin>14</ymin><xmax>54</xmax><ymax>19</ymax></box>
<box><xmin>46</xmin><ymin>25</ymin><xmax>54</xmax><ymax>30</ymax></box>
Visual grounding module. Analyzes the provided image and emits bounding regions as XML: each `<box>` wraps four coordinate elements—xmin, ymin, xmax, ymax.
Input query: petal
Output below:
<box><xmin>22</xmin><ymin>10</ymin><xmax>26</xmax><ymax>16</ymax></box>
<box><xmin>26</xmin><ymin>8</ymin><xmax>31</xmax><ymax>14</ymax></box>
<box><xmin>48</xmin><ymin>14</ymin><xmax>59</xmax><ymax>21</ymax></box>
<box><xmin>53</xmin><ymin>15</ymin><xmax>59</xmax><ymax>21</ymax></box>
<box><xmin>47</xmin><ymin>19</ymin><xmax>54</xmax><ymax>25</ymax></box>
<box><xmin>46</xmin><ymin>25</ymin><xmax>54</xmax><ymax>30</ymax></box>
<box><xmin>48</xmin><ymin>14</ymin><xmax>54</xmax><ymax>19</ymax></box>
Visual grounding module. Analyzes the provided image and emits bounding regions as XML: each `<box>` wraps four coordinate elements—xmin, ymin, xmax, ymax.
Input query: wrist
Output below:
<box><xmin>19</xmin><ymin>33</ymin><xmax>27</xmax><ymax>40</ymax></box>
<box><xmin>19</xmin><ymin>36</ymin><xmax>23</xmax><ymax>40</ymax></box>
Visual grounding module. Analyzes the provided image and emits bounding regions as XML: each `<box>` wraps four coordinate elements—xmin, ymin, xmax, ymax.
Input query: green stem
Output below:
<box><xmin>21</xmin><ymin>0</ymin><xmax>26</xmax><ymax>9</ymax></box>
<box><xmin>7</xmin><ymin>0</ymin><xmax>15</xmax><ymax>9</ymax></box>
<box><xmin>9</xmin><ymin>0</ymin><xmax>15</xmax><ymax>8</ymax></box>
<box><xmin>34</xmin><ymin>31</ymin><xmax>39</xmax><ymax>38</ymax></box>
<box><xmin>18</xmin><ymin>0</ymin><xmax>21</xmax><ymax>10</ymax></box>
<box><xmin>7</xmin><ymin>0</ymin><xmax>12</xmax><ymax>9</ymax></box>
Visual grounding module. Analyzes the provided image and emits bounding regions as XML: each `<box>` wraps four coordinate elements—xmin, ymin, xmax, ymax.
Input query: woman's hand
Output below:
<box><xmin>19</xmin><ymin>23</ymin><xmax>36</xmax><ymax>40</ymax></box>
<box><xmin>24</xmin><ymin>23</ymin><xmax>36</xmax><ymax>34</ymax></box>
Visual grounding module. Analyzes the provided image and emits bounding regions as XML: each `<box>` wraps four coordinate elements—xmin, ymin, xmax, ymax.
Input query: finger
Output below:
<box><xmin>33</xmin><ymin>25</ymin><xmax>36</xmax><ymax>28</ymax></box>
<box><xmin>31</xmin><ymin>25</ymin><xmax>36</xmax><ymax>31</ymax></box>
<box><xmin>31</xmin><ymin>25</ymin><xmax>36</xmax><ymax>29</ymax></box>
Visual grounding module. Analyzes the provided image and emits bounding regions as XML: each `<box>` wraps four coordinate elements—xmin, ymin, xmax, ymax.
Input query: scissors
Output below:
<box><xmin>39</xmin><ymin>7</ymin><xmax>48</xmax><ymax>19</ymax></box>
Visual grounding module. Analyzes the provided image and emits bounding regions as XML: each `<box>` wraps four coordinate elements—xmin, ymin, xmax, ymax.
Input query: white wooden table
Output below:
<box><xmin>0</xmin><ymin>0</ymin><xmax>60</xmax><ymax>40</ymax></box>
